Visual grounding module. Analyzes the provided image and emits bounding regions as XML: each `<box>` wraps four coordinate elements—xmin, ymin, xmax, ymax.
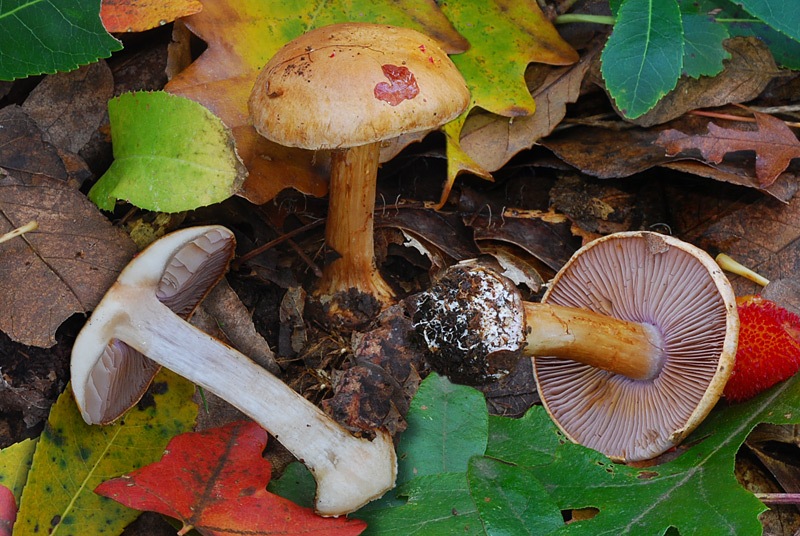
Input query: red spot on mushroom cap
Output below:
<box><xmin>724</xmin><ymin>295</ymin><xmax>800</xmax><ymax>402</ymax></box>
<box><xmin>374</xmin><ymin>64</ymin><xmax>419</xmax><ymax>106</ymax></box>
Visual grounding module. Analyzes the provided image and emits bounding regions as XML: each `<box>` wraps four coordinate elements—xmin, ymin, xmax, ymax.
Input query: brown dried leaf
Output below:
<box><xmin>0</xmin><ymin>175</ymin><xmax>136</xmax><ymax>347</ymax></box>
<box><xmin>458</xmin><ymin>48</ymin><xmax>594</xmax><ymax>173</ymax></box>
<box><xmin>657</xmin><ymin>112</ymin><xmax>800</xmax><ymax>188</ymax></box>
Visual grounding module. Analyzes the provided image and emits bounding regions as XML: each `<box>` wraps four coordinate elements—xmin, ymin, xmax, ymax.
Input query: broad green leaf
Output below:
<box><xmin>89</xmin><ymin>91</ymin><xmax>247</xmax><ymax>212</ymax></box>
<box><xmin>601</xmin><ymin>0</ymin><xmax>684</xmax><ymax>118</ymax></box>
<box><xmin>488</xmin><ymin>373</ymin><xmax>800</xmax><ymax>535</ymax></box>
<box><xmin>395</xmin><ymin>372</ymin><xmax>488</xmax><ymax>485</ymax></box>
<box><xmin>14</xmin><ymin>370</ymin><xmax>197</xmax><ymax>535</ymax></box>
<box><xmin>266</xmin><ymin>460</ymin><xmax>316</xmax><ymax>509</ymax></box>
<box><xmin>0</xmin><ymin>438</ymin><xmax>37</xmax><ymax>502</ymax></box>
<box><xmin>467</xmin><ymin>457</ymin><xmax>564</xmax><ymax>535</ymax></box>
<box><xmin>0</xmin><ymin>0</ymin><xmax>121</xmax><ymax>81</ymax></box>
<box><xmin>736</xmin><ymin>0</ymin><xmax>800</xmax><ymax>41</ymax></box>
<box><xmin>682</xmin><ymin>14</ymin><xmax>730</xmax><ymax>77</ymax></box>
<box><xmin>358</xmin><ymin>473</ymin><xmax>482</xmax><ymax>536</ymax></box>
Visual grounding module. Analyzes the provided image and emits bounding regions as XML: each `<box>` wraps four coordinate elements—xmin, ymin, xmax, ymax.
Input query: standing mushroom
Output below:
<box><xmin>414</xmin><ymin>231</ymin><xmax>739</xmax><ymax>462</ymax></box>
<box><xmin>249</xmin><ymin>22</ymin><xmax>469</xmax><ymax>327</ymax></box>
<box><xmin>71</xmin><ymin>226</ymin><xmax>396</xmax><ymax>516</ymax></box>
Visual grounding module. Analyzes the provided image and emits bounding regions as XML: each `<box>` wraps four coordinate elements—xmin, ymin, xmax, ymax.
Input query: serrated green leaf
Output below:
<box><xmin>468</xmin><ymin>457</ymin><xmax>563</xmax><ymax>535</ymax></box>
<box><xmin>0</xmin><ymin>0</ymin><xmax>121</xmax><ymax>81</ymax></box>
<box><xmin>13</xmin><ymin>370</ymin><xmax>197</xmax><ymax>536</ymax></box>
<box><xmin>395</xmin><ymin>373</ymin><xmax>488</xmax><ymax>486</ymax></box>
<box><xmin>736</xmin><ymin>0</ymin><xmax>800</xmax><ymax>41</ymax></box>
<box><xmin>487</xmin><ymin>373</ymin><xmax>800</xmax><ymax>535</ymax></box>
<box><xmin>89</xmin><ymin>91</ymin><xmax>247</xmax><ymax>213</ymax></box>
<box><xmin>682</xmin><ymin>14</ymin><xmax>730</xmax><ymax>77</ymax></box>
<box><xmin>0</xmin><ymin>438</ymin><xmax>37</xmax><ymax>502</ymax></box>
<box><xmin>601</xmin><ymin>0</ymin><xmax>684</xmax><ymax>118</ymax></box>
<box><xmin>358</xmin><ymin>473</ymin><xmax>482</xmax><ymax>536</ymax></box>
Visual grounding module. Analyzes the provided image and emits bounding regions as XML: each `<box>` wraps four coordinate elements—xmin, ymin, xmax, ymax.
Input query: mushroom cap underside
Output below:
<box><xmin>249</xmin><ymin>22</ymin><xmax>470</xmax><ymax>150</ymax></box>
<box><xmin>71</xmin><ymin>226</ymin><xmax>236</xmax><ymax>424</ymax></box>
<box><xmin>533</xmin><ymin>231</ymin><xmax>739</xmax><ymax>462</ymax></box>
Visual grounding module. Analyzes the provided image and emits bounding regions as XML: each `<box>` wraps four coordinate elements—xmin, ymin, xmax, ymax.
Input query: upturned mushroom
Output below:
<box><xmin>249</xmin><ymin>22</ymin><xmax>469</xmax><ymax>327</ymax></box>
<box><xmin>414</xmin><ymin>231</ymin><xmax>739</xmax><ymax>462</ymax></box>
<box><xmin>70</xmin><ymin>226</ymin><xmax>396</xmax><ymax>516</ymax></box>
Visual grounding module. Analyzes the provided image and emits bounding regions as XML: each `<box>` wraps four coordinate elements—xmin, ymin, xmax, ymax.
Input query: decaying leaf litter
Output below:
<box><xmin>1</xmin><ymin>0</ymin><xmax>800</xmax><ymax>534</ymax></box>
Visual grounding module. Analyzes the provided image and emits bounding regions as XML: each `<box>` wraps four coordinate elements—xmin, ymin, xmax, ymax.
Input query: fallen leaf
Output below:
<box><xmin>21</xmin><ymin>61</ymin><xmax>114</xmax><ymax>155</ymax></box>
<box><xmin>89</xmin><ymin>91</ymin><xmax>247</xmax><ymax>212</ymax></box>
<box><xmin>0</xmin><ymin>106</ymin><xmax>68</xmax><ymax>184</ymax></box>
<box><xmin>657</xmin><ymin>111</ymin><xmax>800</xmax><ymax>187</ymax></box>
<box><xmin>0</xmin><ymin>174</ymin><xmax>137</xmax><ymax>347</ymax></box>
<box><xmin>0</xmin><ymin>439</ymin><xmax>37</xmax><ymax>504</ymax></box>
<box><xmin>0</xmin><ymin>486</ymin><xmax>13</xmax><ymax>536</ymax></box>
<box><xmin>96</xmin><ymin>420</ymin><xmax>367</xmax><ymax>536</ymax></box>
<box><xmin>101</xmin><ymin>0</ymin><xmax>202</xmax><ymax>33</ymax></box>
<box><xmin>14</xmin><ymin>370</ymin><xmax>198</xmax><ymax>535</ymax></box>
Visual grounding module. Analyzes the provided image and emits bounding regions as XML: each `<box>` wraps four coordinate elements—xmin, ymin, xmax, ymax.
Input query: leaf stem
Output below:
<box><xmin>555</xmin><ymin>14</ymin><xmax>615</xmax><ymax>25</ymax></box>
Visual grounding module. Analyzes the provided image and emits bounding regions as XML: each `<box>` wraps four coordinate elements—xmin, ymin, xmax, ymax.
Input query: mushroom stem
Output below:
<box><xmin>523</xmin><ymin>302</ymin><xmax>664</xmax><ymax>380</ymax></box>
<box><xmin>315</xmin><ymin>143</ymin><xmax>394</xmax><ymax>303</ymax></box>
<box><xmin>715</xmin><ymin>253</ymin><xmax>770</xmax><ymax>287</ymax></box>
<box><xmin>81</xmin><ymin>285</ymin><xmax>396</xmax><ymax>516</ymax></box>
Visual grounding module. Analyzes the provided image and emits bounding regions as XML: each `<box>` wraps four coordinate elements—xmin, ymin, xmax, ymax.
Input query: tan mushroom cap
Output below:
<box><xmin>249</xmin><ymin>22</ymin><xmax>469</xmax><ymax>150</ymax></box>
<box><xmin>533</xmin><ymin>231</ymin><xmax>739</xmax><ymax>462</ymax></box>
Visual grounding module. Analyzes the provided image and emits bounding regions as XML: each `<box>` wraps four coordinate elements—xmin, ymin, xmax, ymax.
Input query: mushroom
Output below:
<box><xmin>70</xmin><ymin>226</ymin><xmax>396</xmax><ymax>516</ymax></box>
<box><xmin>249</xmin><ymin>22</ymin><xmax>469</xmax><ymax>327</ymax></box>
<box><xmin>414</xmin><ymin>231</ymin><xmax>739</xmax><ymax>462</ymax></box>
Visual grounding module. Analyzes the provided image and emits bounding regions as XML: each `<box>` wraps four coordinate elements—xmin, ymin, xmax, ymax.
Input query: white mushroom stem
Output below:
<box><xmin>77</xmin><ymin>283</ymin><xmax>396</xmax><ymax>516</ymax></box>
<box><xmin>315</xmin><ymin>142</ymin><xmax>394</xmax><ymax>304</ymax></box>
<box><xmin>523</xmin><ymin>302</ymin><xmax>665</xmax><ymax>381</ymax></box>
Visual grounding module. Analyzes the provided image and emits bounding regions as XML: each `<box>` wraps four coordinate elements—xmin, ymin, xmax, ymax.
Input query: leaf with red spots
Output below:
<box><xmin>95</xmin><ymin>420</ymin><xmax>366</xmax><ymax>536</ymax></box>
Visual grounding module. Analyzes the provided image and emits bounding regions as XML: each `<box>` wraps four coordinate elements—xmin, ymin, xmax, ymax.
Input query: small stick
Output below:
<box><xmin>0</xmin><ymin>221</ymin><xmax>38</xmax><ymax>244</ymax></box>
<box><xmin>715</xmin><ymin>253</ymin><xmax>770</xmax><ymax>287</ymax></box>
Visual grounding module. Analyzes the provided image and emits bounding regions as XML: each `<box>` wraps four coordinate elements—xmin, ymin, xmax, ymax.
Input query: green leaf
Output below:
<box><xmin>467</xmin><ymin>457</ymin><xmax>564</xmax><ymax>535</ymax></box>
<box><xmin>395</xmin><ymin>372</ymin><xmax>488</xmax><ymax>486</ymax></box>
<box><xmin>736</xmin><ymin>0</ymin><xmax>800</xmax><ymax>41</ymax></box>
<box><xmin>682</xmin><ymin>14</ymin><xmax>730</xmax><ymax>77</ymax></box>
<box><xmin>359</xmin><ymin>473</ymin><xmax>483</xmax><ymax>536</ymax></box>
<box><xmin>266</xmin><ymin>461</ymin><xmax>316</xmax><ymax>509</ymax></box>
<box><xmin>488</xmin><ymin>373</ymin><xmax>800</xmax><ymax>535</ymax></box>
<box><xmin>0</xmin><ymin>438</ymin><xmax>37</xmax><ymax>503</ymax></box>
<box><xmin>14</xmin><ymin>370</ymin><xmax>198</xmax><ymax>535</ymax></box>
<box><xmin>88</xmin><ymin>91</ymin><xmax>247</xmax><ymax>213</ymax></box>
<box><xmin>601</xmin><ymin>0</ymin><xmax>684</xmax><ymax>118</ymax></box>
<box><xmin>0</xmin><ymin>0</ymin><xmax>121</xmax><ymax>81</ymax></box>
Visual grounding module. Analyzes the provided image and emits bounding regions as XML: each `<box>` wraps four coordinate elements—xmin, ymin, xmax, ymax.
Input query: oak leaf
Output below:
<box><xmin>101</xmin><ymin>0</ymin><xmax>202</xmax><ymax>33</ymax></box>
<box><xmin>95</xmin><ymin>420</ymin><xmax>367</xmax><ymax>536</ymax></box>
<box><xmin>656</xmin><ymin>112</ymin><xmax>800</xmax><ymax>187</ymax></box>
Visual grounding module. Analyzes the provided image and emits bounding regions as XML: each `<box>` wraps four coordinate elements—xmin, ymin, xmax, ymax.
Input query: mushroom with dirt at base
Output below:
<box><xmin>70</xmin><ymin>225</ymin><xmax>397</xmax><ymax>516</ymax></box>
<box><xmin>413</xmin><ymin>231</ymin><xmax>739</xmax><ymax>462</ymax></box>
<box><xmin>248</xmin><ymin>22</ymin><xmax>469</xmax><ymax>328</ymax></box>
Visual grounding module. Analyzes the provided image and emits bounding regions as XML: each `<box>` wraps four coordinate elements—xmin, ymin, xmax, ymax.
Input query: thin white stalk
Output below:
<box><xmin>96</xmin><ymin>285</ymin><xmax>396</xmax><ymax>516</ymax></box>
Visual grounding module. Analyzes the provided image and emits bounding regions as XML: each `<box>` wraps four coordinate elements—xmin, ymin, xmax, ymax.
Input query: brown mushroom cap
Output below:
<box><xmin>533</xmin><ymin>231</ymin><xmax>739</xmax><ymax>462</ymax></box>
<box><xmin>249</xmin><ymin>22</ymin><xmax>469</xmax><ymax>150</ymax></box>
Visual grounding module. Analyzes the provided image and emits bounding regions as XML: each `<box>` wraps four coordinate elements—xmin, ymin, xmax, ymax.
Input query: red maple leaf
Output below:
<box><xmin>95</xmin><ymin>421</ymin><xmax>366</xmax><ymax>536</ymax></box>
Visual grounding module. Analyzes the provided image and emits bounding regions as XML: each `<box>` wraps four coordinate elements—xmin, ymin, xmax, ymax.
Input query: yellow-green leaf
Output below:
<box><xmin>88</xmin><ymin>91</ymin><xmax>247</xmax><ymax>213</ymax></box>
<box><xmin>0</xmin><ymin>438</ymin><xmax>37</xmax><ymax>503</ymax></box>
<box><xmin>14</xmin><ymin>370</ymin><xmax>197</xmax><ymax>536</ymax></box>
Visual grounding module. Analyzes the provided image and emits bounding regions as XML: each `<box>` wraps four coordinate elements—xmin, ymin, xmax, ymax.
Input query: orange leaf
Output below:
<box><xmin>101</xmin><ymin>0</ymin><xmax>202</xmax><ymax>33</ymax></box>
<box><xmin>95</xmin><ymin>421</ymin><xmax>366</xmax><ymax>536</ymax></box>
<box><xmin>656</xmin><ymin>112</ymin><xmax>800</xmax><ymax>187</ymax></box>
